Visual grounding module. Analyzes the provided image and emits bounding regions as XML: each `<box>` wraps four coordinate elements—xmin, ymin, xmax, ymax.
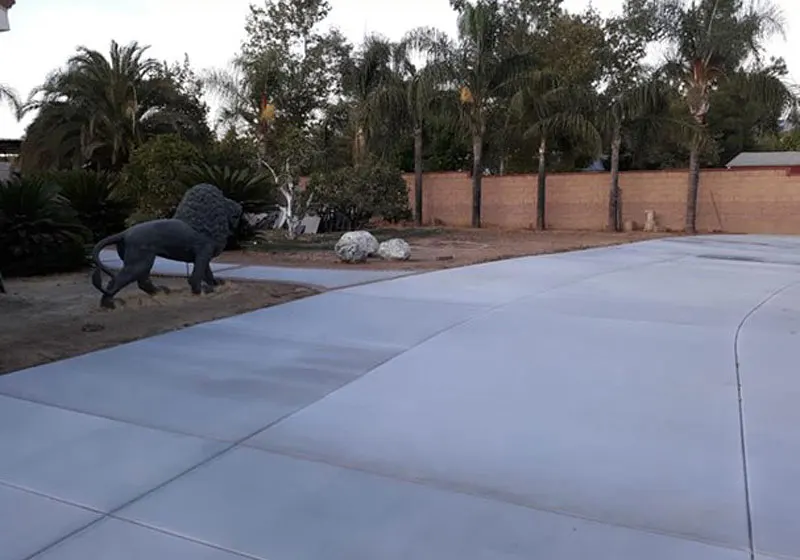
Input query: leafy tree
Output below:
<box><xmin>307</xmin><ymin>159</ymin><xmax>411</xmax><ymax>231</ymax></box>
<box><xmin>657</xmin><ymin>0</ymin><xmax>788</xmax><ymax>233</ymax></box>
<box><xmin>118</xmin><ymin>134</ymin><xmax>202</xmax><ymax>223</ymax></box>
<box><xmin>707</xmin><ymin>59</ymin><xmax>794</xmax><ymax>165</ymax></box>
<box><xmin>19</xmin><ymin>41</ymin><xmax>210</xmax><ymax>172</ymax></box>
<box><xmin>242</xmin><ymin>0</ymin><xmax>351</xmax><ymax>131</ymax></box>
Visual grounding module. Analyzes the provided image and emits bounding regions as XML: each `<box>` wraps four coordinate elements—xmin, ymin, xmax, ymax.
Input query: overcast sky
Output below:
<box><xmin>0</xmin><ymin>0</ymin><xmax>797</xmax><ymax>139</ymax></box>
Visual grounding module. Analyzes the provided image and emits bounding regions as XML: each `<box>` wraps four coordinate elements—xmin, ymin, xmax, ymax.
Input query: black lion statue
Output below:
<box><xmin>90</xmin><ymin>183</ymin><xmax>243</xmax><ymax>309</ymax></box>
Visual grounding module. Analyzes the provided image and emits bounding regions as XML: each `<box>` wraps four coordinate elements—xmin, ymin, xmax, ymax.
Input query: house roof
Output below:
<box><xmin>726</xmin><ymin>151</ymin><xmax>800</xmax><ymax>168</ymax></box>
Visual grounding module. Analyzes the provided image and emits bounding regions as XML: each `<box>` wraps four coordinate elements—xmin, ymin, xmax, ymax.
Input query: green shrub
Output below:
<box><xmin>0</xmin><ymin>176</ymin><xmax>90</xmax><ymax>277</ymax></box>
<box><xmin>203</xmin><ymin>131</ymin><xmax>261</xmax><ymax>170</ymax></box>
<box><xmin>307</xmin><ymin>161</ymin><xmax>411</xmax><ymax>231</ymax></box>
<box><xmin>118</xmin><ymin>134</ymin><xmax>202</xmax><ymax>224</ymax></box>
<box><xmin>38</xmin><ymin>170</ymin><xmax>131</xmax><ymax>242</ymax></box>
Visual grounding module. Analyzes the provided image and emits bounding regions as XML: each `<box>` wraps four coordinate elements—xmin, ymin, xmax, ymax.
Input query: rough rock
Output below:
<box><xmin>336</xmin><ymin>243</ymin><xmax>369</xmax><ymax>263</ymax></box>
<box><xmin>378</xmin><ymin>238</ymin><xmax>411</xmax><ymax>261</ymax></box>
<box><xmin>335</xmin><ymin>230</ymin><xmax>379</xmax><ymax>264</ymax></box>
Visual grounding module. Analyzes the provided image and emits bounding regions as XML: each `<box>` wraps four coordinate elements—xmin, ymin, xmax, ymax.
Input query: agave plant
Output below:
<box><xmin>0</xmin><ymin>176</ymin><xmax>91</xmax><ymax>276</ymax></box>
<box><xmin>181</xmin><ymin>162</ymin><xmax>277</xmax><ymax>248</ymax></box>
<box><xmin>39</xmin><ymin>170</ymin><xmax>131</xmax><ymax>242</ymax></box>
<box><xmin>181</xmin><ymin>162</ymin><xmax>275</xmax><ymax>213</ymax></box>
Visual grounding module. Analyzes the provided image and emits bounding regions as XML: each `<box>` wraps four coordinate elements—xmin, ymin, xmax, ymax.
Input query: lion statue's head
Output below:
<box><xmin>172</xmin><ymin>183</ymin><xmax>244</xmax><ymax>255</ymax></box>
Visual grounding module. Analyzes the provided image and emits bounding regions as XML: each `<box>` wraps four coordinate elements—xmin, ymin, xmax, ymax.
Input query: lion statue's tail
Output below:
<box><xmin>90</xmin><ymin>232</ymin><xmax>125</xmax><ymax>295</ymax></box>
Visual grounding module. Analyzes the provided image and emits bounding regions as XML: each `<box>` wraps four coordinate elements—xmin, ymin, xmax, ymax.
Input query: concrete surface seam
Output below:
<box><xmin>244</xmin><ymin>254</ymin><xmax>690</xmax><ymax>443</ymax></box>
<box><xmin>0</xmin><ymin>393</ymin><xmax>234</xmax><ymax>444</ymax></box>
<box><xmin>0</xmin><ymin>480</ymin><xmax>264</xmax><ymax>560</ymax></box>
<box><xmin>18</xmin><ymin>401</ymin><xmax>332</xmax><ymax>560</ymax></box>
<box><xmin>250</xmin><ymin>445</ymin><xmax>750</xmax><ymax>556</ymax></box>
<box><xmin>733</xmin><ymin>278</ymin><xmax>800</xmax><ymax>560</ymax></box>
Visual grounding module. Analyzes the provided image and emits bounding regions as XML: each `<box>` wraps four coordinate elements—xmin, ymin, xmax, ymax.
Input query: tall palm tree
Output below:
<box><xmin>203</xmin><ymin>49</ymin><xmax>284</xmax><ymax>149</ymax></box>
<box><xmin>374</xmin><ymin>29</ymin><xmax>450</xmax><ymax>225</ymax></box>
<box><xmin>658</xmin><ymin>0</ymin><xmax>786</xmax><ymax>233</ymax></box>
<box><xmin>340</xmin><ymin>35</ymin><xmax>397</xmax><ymax>166</ymax></box>
<box><xmin>598</xmin><ymin>79</ymin><xmax>673</xmax><ymax>231</ymax></box>
<box><xmin>423</xmin><ymin>0</ymin><xmax>533</xmax><ymax>228</ymax></box>
<box><xmin>20</xmin><ymin>40</ymin><xmax>203</xmax><ymax>171</ymax></box>
<box><xmin>511</xmin><ymin>80</ymin><xmax>601</xmax><ymax>230</ymax></box>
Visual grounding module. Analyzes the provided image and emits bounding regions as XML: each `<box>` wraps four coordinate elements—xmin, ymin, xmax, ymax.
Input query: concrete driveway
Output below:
<box><xmin>1</xmin><ymin>234</ymin><xmax>800</xmax><ymax>560</ymax></box>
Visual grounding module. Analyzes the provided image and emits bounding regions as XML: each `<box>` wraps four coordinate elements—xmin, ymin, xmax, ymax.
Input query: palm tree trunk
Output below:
<box><xmin>353</xmin><ymin>125</ymin><xmax>366</xmax><ymax>166</ymax></box>
<box><xmin>414</xmin><ymin>127</ymin><xmax>424</xmax><ymax>226</ymax></box>
<box><xmin>685</xmin><ymin>143</ymin><xmax>700</xmax><ymax>234</ymax></box>
<box><xmin>608</xmin><ymin>127</ymin><xmax>622</xmax><ymax>232</ymax></box>
<box><xmin>471</xmin><ymin>133</ymin><xmax>483</xmax><ymax>228</ymax></box>
<box><xmin>536</xmin><ymin>137</ymin><xmax>547</xmax><ymax>231</ymax></box>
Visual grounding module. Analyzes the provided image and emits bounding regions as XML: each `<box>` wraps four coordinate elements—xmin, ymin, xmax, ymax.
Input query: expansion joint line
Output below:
<box><xmin>733</xmin><ymin>278</ymin><xmax>800</xmax><ymax>560</ymax></box>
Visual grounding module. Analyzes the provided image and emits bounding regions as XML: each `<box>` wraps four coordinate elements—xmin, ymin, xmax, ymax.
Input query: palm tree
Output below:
<box><xmin>599</xmin><ymin>79</ymin><xmax>672</xmax><ymax>231</ymax></box>
<box><xmin>0</xmin><ymin>83</ymin><xmax>19</xmax><ymax>116</ymax></box>
<box><xmin>374</xmin><ymin>28</ymin><xmax>450</xmax><ymax>225</ymax></box>
<box><xmin>423</xmin><ymin>0</ymin><xmax>533</xmax><ymax>228</ymax></box>
<box><xmin>203</xmin><ymin>49</ymin><xmax>284</xmax><ymax>150</ymax></box>
<box><xmin>20</xmin><ymin>40</ymin><xmax>203</xmax><ymax>171</ymax></box>
<box><xmin>512</xmin><ymin>80</ymin><xmax>601</xmax><ymax>230</ymax></box>
<box><xmin>657</xmin><ymin>0</ymin><xmax>787</xmax><ymax>233</ymax></box>
<box><xmin>340</xmin><ymin>35</ymin><xmax>397</xmax><ymax>166</ymax></box>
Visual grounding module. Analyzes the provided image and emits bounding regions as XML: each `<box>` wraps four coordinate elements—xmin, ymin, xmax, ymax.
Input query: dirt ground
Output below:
<box><xmin>0</xmin><ymin>273</ymin><xmax>318</xmax><ymax>375</ymax></box>
<box><xmin>222</xmin><ymin>227</ymin><xmax>678</xmax><ymax>270</ymax></box>
<box><xmin>0</xmin><ymin>227</ymin><xmax>674</xmax><ymax>375</ymax></box>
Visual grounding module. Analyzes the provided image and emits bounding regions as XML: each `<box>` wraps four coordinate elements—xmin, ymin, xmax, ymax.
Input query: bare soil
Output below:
<box><xmin>0</xmin><ymin>273</ymin><xmax>318</xmax><ymax>375</ymax></box>
<box><xmin>0</xmin><ymin>227</ymin><xmax>674</xmax><ymax>375</ymax></box>
<box><xmin>222</xmin><ymin>227</ymin><xmax>678</xmax><ymax>271</ymax></box>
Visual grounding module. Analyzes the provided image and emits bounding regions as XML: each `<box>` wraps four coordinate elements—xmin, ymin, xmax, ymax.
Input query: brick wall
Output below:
<box><xmin>403</xmin><ymin>167</ymin><xmax>800</xmax><ymax>234</ymax></box>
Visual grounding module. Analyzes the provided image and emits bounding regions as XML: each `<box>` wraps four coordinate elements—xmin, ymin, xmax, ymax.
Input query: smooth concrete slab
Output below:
<box><xmin>250</xmin><ymin>304</ymin><xmax>750</xmax><ymax>549</ymax></box>
<box><xmin>194</xmin><ymin>291</ymin><xmax>492</xmax><ymax>351</ymax></box>
<box><xmin>118</xmin><ymin>447</ymin><xmax>747</xmax><ymax>560</ymax></box>
<box><xmin>32</xmin><ymin>518</ymin><xmax>249</xmax><ymax>560</ymax></box>
<box><xmin>523</xmin><ymin>256</ymin><xmax>800</xmax><ymax>328</ymax></box>
<box><xmin>8</xmin><ymin>233</ymin><xmax>800</xmax><ymax>559</ymax></box>
<box><xmin>0</xmin><ymin>328</ymin><xmax>396</xmax><ymax>441</ymax></box>
<box><xmin>735</xmin><ymin>283</ymin><xmax>800</xmax><ymax>559</ymax></box>
<box><xmin>0</xmin><ymin>485</ymin><xmax>100</xmax><ymax>560</ymax></box>
<box><xmin>217</xmin><ymin>264</ymin><xmax>413</xmax><ymax>289</ymax></box>
<box><xmin>0</xmin><ymin>395</ymin><xmax>224</xmax><ymax>511</ymax></box>
<box><xmin>340</xmin><ymin>250</ymin><xmax>675</xmax><ymax>306</ymax></box>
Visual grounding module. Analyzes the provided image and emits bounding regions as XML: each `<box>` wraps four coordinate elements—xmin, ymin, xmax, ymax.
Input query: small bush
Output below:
<box><xmin>118</xmin><ymin>134</ymin><xmax>202</xmax><ymax>224</ymax></box>
<box><xmin>307</xmin><ymin>161</ymin><xmax>411</xmax><ymax>231</ymax></box>
<box><xmin>38</xmin><ymin>170</ymin><xmax>131</xmax><ymax>242</ymax></box>
<box><xmin>0</xmin><ymin>176</ymin><xmax>90</xmax><ymax>276</ymax></box>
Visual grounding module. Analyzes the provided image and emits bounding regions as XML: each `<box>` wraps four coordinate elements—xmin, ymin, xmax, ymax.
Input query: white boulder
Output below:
<box><xmin>335</xmin><ymin>230</ymin><xmax>379</xmax><ymax>263</ymax></box>
<box><xmin>378</xmin><ymin>238</ymin><xmax>411</xmax><ymax>261</ymax></box>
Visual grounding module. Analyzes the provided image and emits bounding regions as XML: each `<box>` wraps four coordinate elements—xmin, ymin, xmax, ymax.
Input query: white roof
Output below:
<box><xmin>726</xmin><ymin>152</ymin><xmax>800</xmax><ymax>168</ymax></box>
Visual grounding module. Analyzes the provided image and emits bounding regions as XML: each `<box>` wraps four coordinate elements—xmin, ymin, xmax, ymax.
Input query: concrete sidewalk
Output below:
<box><xmin>98</xmin><ymin>248</ymin><xmax>414</xmax><ymax>289</ymax></box>
<box><xmin>2</xmin><ymin>235</ymin><xmax>800</xmax><ymax>559</ymax></box>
